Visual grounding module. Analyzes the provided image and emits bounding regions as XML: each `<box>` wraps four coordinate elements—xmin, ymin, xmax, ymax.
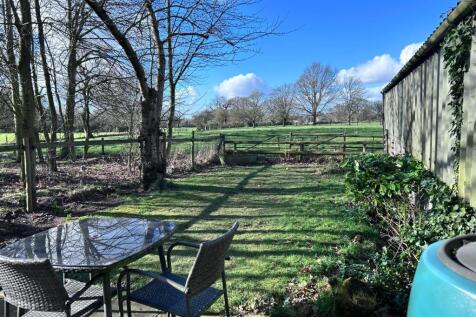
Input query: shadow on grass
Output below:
<box><xmin>98</xmin><ymin>165</ymin><xmax>271</xmax><ymax>233</ymax></box>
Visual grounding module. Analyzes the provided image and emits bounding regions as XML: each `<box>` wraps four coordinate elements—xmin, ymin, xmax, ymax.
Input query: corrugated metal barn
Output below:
<box><xmin>382</xmin><ymin>0</ymin><xmax>476</xmax><ymax>205</ymax></box>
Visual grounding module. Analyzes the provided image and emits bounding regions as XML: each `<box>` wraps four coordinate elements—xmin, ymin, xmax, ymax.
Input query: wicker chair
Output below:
<box><xmin>0</xmin><ymin>258</ymin><xmax>104</xmax><ymax>317</ymax></box>
<box><xmin>117</xmin><ymin>222</ymin><xmax>239</xmax><ymax>317</ymax></box>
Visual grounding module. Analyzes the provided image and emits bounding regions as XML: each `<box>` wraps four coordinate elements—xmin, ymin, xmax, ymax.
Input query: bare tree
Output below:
<box><xmin>296</xmin><ymin>63</ymin><xmax>338</xmax><ymax>125</ymax></box>
<box><xmin>339</xmin><ymin>76</ymin><xmax>366</xmax><ymax>125</ymax></box>
<box><xmin>230</xmin><ymin>91</ymin><xmax>265</xmax><ymax>128</ymax></box>
<box><xmin>9</xmin><ymin>0</ymin><xmax>38</xmax><ymax>211</ymax></box>
<box><xmin>85</xmin><ymin>0</ymin><xmax>166</xmax><ymax>189</ymax></box>
<box><xmin>268</xmin><ymin>84</ymin><xmax>296</xmax><ymax>126</ymax></box>
<box><xmin>161</xmin><ymin>0</ymin><xmax>279</xmax><ymax>154</ymax></box>
<box><xmin>34</xmin><ymin>0</ymin><xmax>59</xmax><ymax>171</ymax></box>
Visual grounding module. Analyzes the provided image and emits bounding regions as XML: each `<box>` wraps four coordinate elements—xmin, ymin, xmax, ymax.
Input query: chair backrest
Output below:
<box><xmin>0</xmin><ymin>257</ymin><xmax>68</xmax><ymax>311</ymax></box>
<box><xmin>185</xmin><ymin>222</ymin><xmax>239</xmax><ymax>296</ymax></box>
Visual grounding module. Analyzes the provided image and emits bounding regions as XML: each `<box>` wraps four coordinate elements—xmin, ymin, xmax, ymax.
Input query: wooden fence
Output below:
<box><xmin>0</xmin><ymin>132</ymin><xmax>383</xmax><ymax>168</ymax></box>
<box><xmin>223</xmin><ymin>132</ymin><xmax>383</xmax><ymax>159</ymax></box>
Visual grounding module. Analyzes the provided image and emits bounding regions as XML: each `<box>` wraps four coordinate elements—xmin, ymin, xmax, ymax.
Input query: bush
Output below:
<box><xmin>342</xmin><ymin>153</ymin><xmax>476</xmax><ymax>307</ymax></box>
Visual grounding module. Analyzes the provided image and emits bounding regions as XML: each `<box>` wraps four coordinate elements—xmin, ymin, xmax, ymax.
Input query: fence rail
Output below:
<box><xmin>0</xmin><ymin>131</ymin><xmax>384</xmax><ymax>166</ymax></box>
<box><xmin>224</xmin><ymin>132</ymin><xmax>384</xmax><ymax>159</ymax></box>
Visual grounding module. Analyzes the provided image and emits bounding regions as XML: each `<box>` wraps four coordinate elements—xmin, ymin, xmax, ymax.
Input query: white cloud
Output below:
<box><xmin>214</xmin><ymin>73</ymin><xmax>266</xmax><ymax>99</ymax></box>
<box><xmin>400</xmin><ymin>43</ymin><xmax>422</xmax><ymax>65</ymax></box>
<box><xmin>365</xmin><ymin>85</ymin><xmax>385</xmax><ymax>101</ymax></box>
<box><xmin>338</xmin><ymin>42</ymin><xmax>423</xmax><ymax>85</ymax></box>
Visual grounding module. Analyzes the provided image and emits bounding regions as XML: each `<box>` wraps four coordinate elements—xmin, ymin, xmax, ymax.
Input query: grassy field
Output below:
<box><xmin>1</xmin><ymin>122</ymin><xmax>383</xmax><ymax>160</ymax></box>
<box><xmin>97</xmin><ymin>163</ymin><xmax>375</xmax><ymax>315</ymax></box>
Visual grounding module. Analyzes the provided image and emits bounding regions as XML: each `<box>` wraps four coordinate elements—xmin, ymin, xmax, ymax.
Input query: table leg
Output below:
<box><xmin>102</xmin><ymin>273</ymin><xmax>112</xmax><ymax>317</ymax></box>
<box><xmin>158</xmin><ymin>245</ymin><xmax>168</xmax><ymax>272</ymax></box>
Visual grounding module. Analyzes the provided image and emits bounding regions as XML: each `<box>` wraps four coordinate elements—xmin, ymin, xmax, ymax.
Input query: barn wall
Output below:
<box><xmin>383</xmin><ymin>47</ymin><xmax>456</xmax><ymax>187</ymax></box>
<box><xmin>384</xmin><ymin>26</ymin><xmax>476</xmax><ymax>207</ymax></box>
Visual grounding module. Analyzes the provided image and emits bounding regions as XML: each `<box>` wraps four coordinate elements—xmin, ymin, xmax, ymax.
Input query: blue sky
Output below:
<box><xmin>185</xmin><ymin>0</ymin><xmax>456</xmax><ymax>112</ymax></box>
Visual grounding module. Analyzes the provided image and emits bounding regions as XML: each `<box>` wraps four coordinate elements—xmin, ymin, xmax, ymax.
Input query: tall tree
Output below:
<box><xmin>296</xmin><ymin>63</ymin><xmax>338</xmax><ymax>125</ymax></box>
<box><xmin>85</xmin><ymin>0</ymin><xmax>166</xmax><ymax>189</ymax></box>
<box><xmin>339</xmin><ymin>76</ymin><xmax>366</xmax><ymax>125</ymax></box>
<box><xmin>34</xmin><ymin>0</ymin><xmax>59</xmax><ymax>171</ymax></box>
<box><xmin>2</xmin><ymin>0</ymin><xmax>24</xmax><ymax>178</ymax></box>
<box><xmin>9</xmin><ymin>0</ymin><xmax>38</xmax><ymax>211</ymax></box>
<box><xmin>269</xmin><ymin>84</ymin><xmax>296</xmax><ymax>126</ymax></box>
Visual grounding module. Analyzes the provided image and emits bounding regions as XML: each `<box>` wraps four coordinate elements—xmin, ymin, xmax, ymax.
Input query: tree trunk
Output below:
<box><xmin>312</xmin><ymin>112</ymin><xmax>317</xmax><ymax>125</ymax></box>
<box><xmin>63</xmin><ymin>46</ymin><xmax>77</xmax><ymax>160</ymax></box>
<box><xmin>4</xmin><ymin>0</ymin><xmax>23</xmax><ymax>176</ymax></box>
<box><xmin>13</xmin><ymin>114</ymin><xmax>25</xmax><ymax>180</ymax></box>
<box><xmin>141</xmin><ymin>89</ymin><xmax>164</xmax><ymax>189</ymax></box>
<box><xmin>165</xmin><ymin>0</ymin><xmax>175</xmax><ymax>157</ymax></box>
<box><xmin>85</xmin><ymin>0</ymin><xmax>165</xmax><ymax>189</ymax></box>
<box><xmin>63</xmin><ymin>0</ymin><xmax>78</xmax><ymax>160</ymax></box>
<box><xmin>34</xmin><ymin>0</ymin><xmax>58</xmax><ymax>171</ymax></box>
<box><xmin>166</xmin><ymin>83</ymin><xmax>176</xmax><ymax>156</ymax></box>
<box><xmin>31</xmin><ymin>43</ymin><xmax>47</xmax><ymax>164</ymax></box>
<box><xmin>81</xmin><ymin>87</ymin><xmax>92</xmax><ymax>158</ymax></box>
<box><xmin>16</xmin><ymin>0</ymin><xmax>38</xmax><ymax>212</ymax></box>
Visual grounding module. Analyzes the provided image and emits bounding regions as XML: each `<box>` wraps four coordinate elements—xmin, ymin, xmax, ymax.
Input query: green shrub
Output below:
<box><xmin>342</xmin><ymin>153</ymin><xmax>476</xmax><ymax>306</ymax></box>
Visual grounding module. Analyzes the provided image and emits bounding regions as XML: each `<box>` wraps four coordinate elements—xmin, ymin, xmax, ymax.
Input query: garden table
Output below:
<box><xmin>0</xmin><ymin>217</ymin><xmax>177</xmax><ymax>317</ymax></box>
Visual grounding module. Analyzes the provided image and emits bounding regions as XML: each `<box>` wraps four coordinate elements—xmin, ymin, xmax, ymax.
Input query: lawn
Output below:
<box><xmin>97</xmin><ymin>163</ymin><xmax>375</xmax><ymax>314</ymax></box>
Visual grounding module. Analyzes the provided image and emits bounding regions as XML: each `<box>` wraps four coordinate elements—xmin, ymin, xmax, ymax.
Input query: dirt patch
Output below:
<box><xmin>0</xmin><ymin>156</ymin><xmax>140</xmax><ymax>246</ymax></box>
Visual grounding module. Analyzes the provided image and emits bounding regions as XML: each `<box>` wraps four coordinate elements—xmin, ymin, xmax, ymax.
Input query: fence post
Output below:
<box><xmin>299</xmin><ymin>142</ymin><xmax>304</xmax><ymax>162</ymax></box>
<box><xmin>289</xmin><ymin>132</ymin><xmax>293</xmax><ymax>150</ymax></box>
<box><xmin>218</xmin><ymin>134</ymin><xmax>226</xmax><ymax>166</ymax></box>
<box><xmin>101</xmin><ymin>137</ymin><xmax>105</xmax><ymax>155</ymax></box>
<box><xmin>343</xmin><ymin>132</ymin><xmax>347</xmax><ymax>159</ymax></box>
<box><xmin>23</xmin><ymin>136</ymin><xmax>36</xmax><ymax>212</ymax></box>
<box><xmin>362</xmin><ymin>143</ymin><xmax>367</xmax><ymax>153</ymax></box>
<box><xmin>191</xmin><ymin>130</ymin><xmax>195</xmax><ymax>170</ymax></box>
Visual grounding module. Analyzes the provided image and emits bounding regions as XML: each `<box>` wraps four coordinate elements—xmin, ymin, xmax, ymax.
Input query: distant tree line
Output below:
<box><xmin>188</xmin><ymin>63</ymin><xmax>383</xmax><ymax>130</ymax></box>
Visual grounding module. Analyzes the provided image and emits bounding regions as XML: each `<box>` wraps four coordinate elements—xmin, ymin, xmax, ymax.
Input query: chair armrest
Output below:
<box><xmin>66</xmin><ymin>273</ymin><xmax>105</xmax><ymax>304</ymax></box>
<box><xmin>167</xmin><ymin>241</ymin><xmax>200</xmax><ymax>271</ymax></box>
<box><xmin>125</xmin><ymin>268</ymin><xmax>186</xmax><ymax>293</ymax></box>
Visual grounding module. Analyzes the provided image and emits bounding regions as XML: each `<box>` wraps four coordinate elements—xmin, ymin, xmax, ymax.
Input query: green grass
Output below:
<box><xmin>0</xmin><ymin>123</ymin><xmax>383</xmax><ymax>160</ymax></box>
<box><xmin>97</xmin><ymin>163</ymin><xmax>375</xmax><ymax>314</ymax></box>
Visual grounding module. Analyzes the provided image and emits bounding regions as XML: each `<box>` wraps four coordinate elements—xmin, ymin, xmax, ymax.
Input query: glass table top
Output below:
<box><xmin>0</xmin><ymin>217</ymin><xmax>176</xmax><ymax>271</ymax></box>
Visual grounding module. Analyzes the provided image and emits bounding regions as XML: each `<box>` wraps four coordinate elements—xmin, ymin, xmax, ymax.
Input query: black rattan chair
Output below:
<box><xmin>0</xmin><ymin>258</ymin><xmax>104</xmax><ymax>317</ymax></box>
<box><xmin>117</xmin><ymin>222</ymin><xmax>239</xmax><ymax>317</ymax></box>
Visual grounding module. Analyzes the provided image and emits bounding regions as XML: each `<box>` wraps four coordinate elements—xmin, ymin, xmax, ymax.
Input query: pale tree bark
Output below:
<box><xmin>10</xmin><ymin>0</ymin><xmax>38</xmax><ymax>212</ymax></box>
<box><xmin>3</xmin><ymin>0</ymin><xmax>24</xmax><ymax>179</ymax></box>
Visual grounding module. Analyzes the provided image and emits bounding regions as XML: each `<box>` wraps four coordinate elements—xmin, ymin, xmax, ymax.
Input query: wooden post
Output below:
<box><xmin>233</xmin><ymin>142</ymin><xmax>237</xmax><ymax>153</ymax></box>
<box><xmin>362</xmin><ymin>143</ymin><xmax>367</xmax><ymax>153</ymax></box>
<box><xmin>288</xmin><ymin>132</ymin><xmax>293</xmax><ymax>158</ymax></box>
<box><xmin>343</xmin><ymin>132</ymin><xmax>347</xmax><ymax>159</ymax></box>
<box><xmin>101</xmin><ymin>137</ymin><xmax>105</xmax><ymax>155</ymax></box>
<box><xmin>289</xmin><ymin>132</ymin><xmax>293</xmax><ymax>150</ymax></box>
<box><xmin>23</xmin><ymin>137</ymin><xmax>36</xmax><ymax>212</ymax></box>
<box><xmin>218</xmin><ymin>134</ymin><xmax>226</xmax><ymax>166</ymax></box>
<box><xmin>299</xmin><ymin>142</ymin><xmax>304</xmax><ymax>162</ymax></box>
<box><xmin>191</xmin><ymin>130</ymin><xmax>195</xmax><ymax>170</ymax></box>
